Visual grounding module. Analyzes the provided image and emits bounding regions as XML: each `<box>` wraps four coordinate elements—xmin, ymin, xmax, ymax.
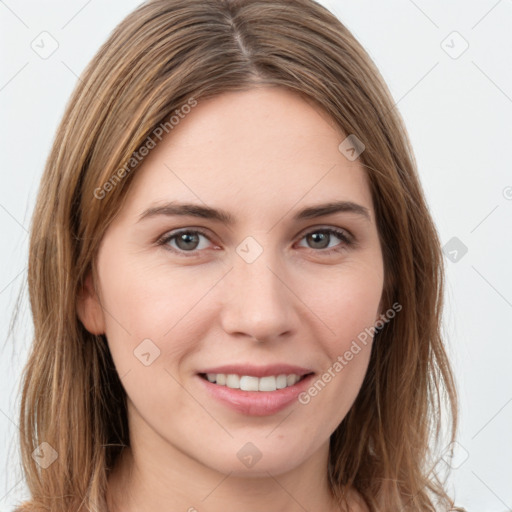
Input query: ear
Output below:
<box><xmin>76</xmin><ymin>271</ymin><xmax>106</xmax><ymax>335</ymax></box>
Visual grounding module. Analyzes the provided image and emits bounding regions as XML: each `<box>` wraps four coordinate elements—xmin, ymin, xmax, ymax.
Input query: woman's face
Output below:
<box><xmin>79</xmin><ymin>86</ymin><xmax>384</xmax><ymax>477</ymax></box>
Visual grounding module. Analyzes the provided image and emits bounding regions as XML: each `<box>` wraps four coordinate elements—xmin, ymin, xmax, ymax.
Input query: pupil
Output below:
<box><xmin>177</xmin><ymin>233</ymin><xmax>198</xmax><ymax>250</ymax></box>
<box><xmin>310</xmin><ymin>232</ymin><xmax>328</xmax><ymax>249</ymax></box>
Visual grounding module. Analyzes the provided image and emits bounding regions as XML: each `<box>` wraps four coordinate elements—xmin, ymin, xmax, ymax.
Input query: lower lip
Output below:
<box><xmin>197</xmin><ymin>373</ymin><xmax>315</xmax><ymax>416</ymax></box>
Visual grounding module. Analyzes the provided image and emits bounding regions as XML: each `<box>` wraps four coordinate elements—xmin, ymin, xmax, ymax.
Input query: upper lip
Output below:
<box><xmin>197</xmin><ymin>364</ymin><xmax>315</xmax><ymax>378</ymax></box>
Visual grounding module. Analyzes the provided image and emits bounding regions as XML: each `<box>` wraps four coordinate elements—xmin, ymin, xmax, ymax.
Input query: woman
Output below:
<box><xmin>15</xmin><ymin>0</ymin><xmax>466</xmax><ymax>510</ymax></box>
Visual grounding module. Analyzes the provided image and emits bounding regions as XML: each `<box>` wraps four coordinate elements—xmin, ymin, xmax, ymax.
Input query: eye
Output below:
<box><xmin>156</xmin><ymin>226</ymin><xmax>353</xmax><ymax>257</ymax></box>
<box><xmin>296</xmin><ymin>227</ymin><xmax>352</xmax><ymax>255</ymax></box>
<box><xmin>157</xmin><ymin>229</ymin><xmax>213</xmax><ymax>256</ymax></box>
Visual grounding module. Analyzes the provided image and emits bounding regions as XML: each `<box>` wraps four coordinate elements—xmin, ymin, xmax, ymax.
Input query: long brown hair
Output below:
<box><xmin>14</xmin><ymin>0</ymin><xmax>465</xmax><ymax>510</ymax></box>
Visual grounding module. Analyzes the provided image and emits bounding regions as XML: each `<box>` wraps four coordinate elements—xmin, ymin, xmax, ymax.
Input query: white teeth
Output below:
<box><xmin>276</xmin><ymin>375</ymin><xmax>287</xmax><ymax>389</ymax></box>
<box><xmin>258</xmin><ymin>376</ymin><xmax>276</xmax><ymax>392</ymax></box>
<box><xmin>226</xmin><ymin>374</ymin><xmax>240</xmax><ymax>388</ymax></box>
<box><xmin>204</xmin><ymin>373</ymin><xmax>304</xmax><ymax>391</ymax></box>
<box><xmin>286</xmin><ymin>374</ymin><xmax>297</xmax><ymax>386</ymax></box>
<box><xmin>239</xmin><ymin>375</ymin><xmax>259</xmax><ymax>391</ymax></box>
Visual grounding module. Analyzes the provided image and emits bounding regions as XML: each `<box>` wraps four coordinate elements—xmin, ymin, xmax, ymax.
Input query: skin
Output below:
<box><xmin>77</xmin><ymin>86</ymin><xmax>383</xmax><ymax>512</ymax></box>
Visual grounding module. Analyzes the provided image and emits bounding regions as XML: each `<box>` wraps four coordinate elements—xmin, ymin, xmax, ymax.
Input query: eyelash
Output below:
<box><xmin>156</xmin><ymin>227</ymin><xmax>353</xmax><ymax>258</ymax></box>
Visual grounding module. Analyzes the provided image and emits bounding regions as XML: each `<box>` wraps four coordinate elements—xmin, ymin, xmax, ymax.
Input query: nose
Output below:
<box><xmin>219</xmin><ymin>248</ymin><xmax>298</xmax><ymax>343</ymax></box>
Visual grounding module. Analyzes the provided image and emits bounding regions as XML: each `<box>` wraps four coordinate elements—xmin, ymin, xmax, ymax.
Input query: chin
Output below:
<box><xmin>200</xmin><ymin>441</ymin><xmax>315</xmax><ymax>477</ymax></box>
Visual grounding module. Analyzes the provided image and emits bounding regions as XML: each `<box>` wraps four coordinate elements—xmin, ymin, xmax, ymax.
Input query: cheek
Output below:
<box><xmin>96</xmin><ymin>250</ymin><xmax>228</xmax><ymax>385</ymax></box>
<box><xmin>96</xmin><ymin>257</ymin><xmax>208</xmax><ymax>422</ymax></box>
<box><xmin>303</xmin><ymin>262</ymin><xmax>383</xmax><ymax>344</ymax></box>
<box><xmin>296</xmin><ymin>265</ymin><xmax>382</xmax><ymax>411</ymax></box>
<box><xmin>98</xmin><ymin>251</ymin><xmax>218</xmax><ymax>338</ymax></box>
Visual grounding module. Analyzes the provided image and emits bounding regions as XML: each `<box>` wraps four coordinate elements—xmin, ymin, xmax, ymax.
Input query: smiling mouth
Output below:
<box><xmin>198</xmin><ymin>372</ymin><xmax>314</xmax><ymax>392</ymax></box>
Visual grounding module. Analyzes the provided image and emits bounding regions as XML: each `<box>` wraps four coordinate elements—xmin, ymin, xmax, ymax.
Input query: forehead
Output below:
<box><xmin>121</xmin><ymin>86</ymin><xmax>373</xmax><ymax>221</ymax></box>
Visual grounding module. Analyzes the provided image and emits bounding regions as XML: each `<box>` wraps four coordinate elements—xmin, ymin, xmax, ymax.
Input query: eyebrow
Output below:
<box><xmin>137</xmin><ymin>200</ymin><xmax>371</xmax><ymax>224</ymax></box>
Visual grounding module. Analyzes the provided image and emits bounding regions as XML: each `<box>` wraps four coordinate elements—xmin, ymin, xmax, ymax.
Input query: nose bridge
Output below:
<box><xmin>220</xmin><ymin>239</ymin><xmax>295</xmax><ymax>340</ymax></box>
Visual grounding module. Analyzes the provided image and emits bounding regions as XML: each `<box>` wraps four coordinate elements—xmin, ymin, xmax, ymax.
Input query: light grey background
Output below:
<box><xmin>1</xmin><ymin>1</ymin><xmax>511</xmax><ymax>510</ymax></box>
